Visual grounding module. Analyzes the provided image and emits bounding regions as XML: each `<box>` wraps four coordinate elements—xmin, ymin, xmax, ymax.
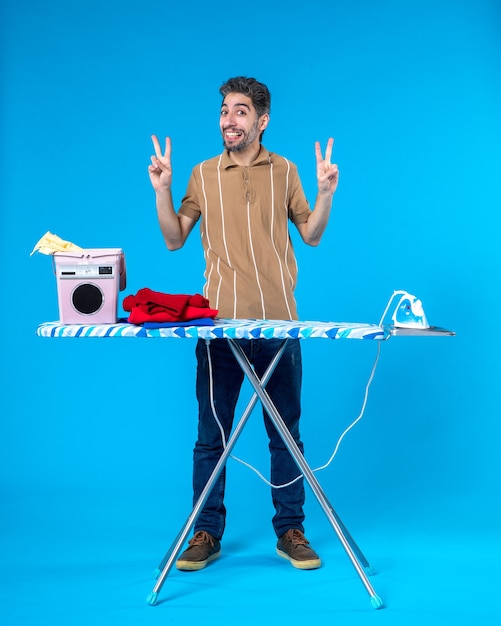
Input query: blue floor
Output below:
<box><xmin>1</xmin><ymin>485</ymin><xmax>499</xmax><ymax>626</ymax></box>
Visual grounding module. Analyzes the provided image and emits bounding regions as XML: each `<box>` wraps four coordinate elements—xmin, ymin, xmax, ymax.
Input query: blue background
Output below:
<box><xmin>1</xmin><ymin>1</ymin><xmax>500</xmax><ymax>624</ymax></box>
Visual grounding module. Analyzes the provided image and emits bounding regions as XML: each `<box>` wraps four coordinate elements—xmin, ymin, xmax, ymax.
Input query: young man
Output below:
<box><xmin>148</xmin><ymin>76</ymin><xmax>338</xmax><ymax>571</ymax></box>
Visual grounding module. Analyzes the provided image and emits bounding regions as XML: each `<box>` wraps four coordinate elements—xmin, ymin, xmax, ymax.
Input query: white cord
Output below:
<box><xmin>309</xmin><ymin>340</ymin><xmax>381</xmax><ymax>473</ymax></box>
<box><xmin>206</xmin><ymin>339</ymin><xmax>382</xmax><ymax>489</ymax></box>
<box><xmin>207</xmin><ymin>340</ymin><xmax>229</xmax><ymax>447</ymax></box>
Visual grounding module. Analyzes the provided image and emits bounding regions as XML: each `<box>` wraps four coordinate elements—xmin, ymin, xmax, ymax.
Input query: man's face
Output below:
<box><xmin>220</xmin><ymin>93</ymin><xmax>268</xmax><ymax>153</ymax></box>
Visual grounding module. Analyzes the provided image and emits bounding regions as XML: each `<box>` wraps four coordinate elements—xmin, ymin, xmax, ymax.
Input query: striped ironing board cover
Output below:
<box><xmin>36</xmin><ymin>319</ymin><xmax>386</xmax><ymax>340</ymax></box>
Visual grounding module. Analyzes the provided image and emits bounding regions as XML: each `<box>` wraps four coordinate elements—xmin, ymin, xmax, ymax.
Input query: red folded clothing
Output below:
<box><xmin>123</xmin><ymin>288</ymin><xmax>218</xmax><ymax>324</ymax></box>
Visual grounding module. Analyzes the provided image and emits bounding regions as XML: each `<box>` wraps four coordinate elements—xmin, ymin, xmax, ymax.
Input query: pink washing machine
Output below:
<box><xmin>53</xmin><ymin>248</ymin><xmax>126</xmax><ymax>324</ymax></box>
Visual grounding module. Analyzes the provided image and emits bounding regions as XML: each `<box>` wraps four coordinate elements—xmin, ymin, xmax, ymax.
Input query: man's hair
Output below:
<box><xmin>219</xmin><ymin>76</ymin><xmax>271</xmax><ymax>118</ymax></box>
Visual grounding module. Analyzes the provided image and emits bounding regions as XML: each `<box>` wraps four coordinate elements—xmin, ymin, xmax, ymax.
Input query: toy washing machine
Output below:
<box><xmin>53</xmin><ymin>248</ymin><xmax>126</xmax><ymax>324</ymax></box>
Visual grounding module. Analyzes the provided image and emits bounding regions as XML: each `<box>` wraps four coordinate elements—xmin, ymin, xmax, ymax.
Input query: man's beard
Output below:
<box><xmin>222</xmin><ymin>118</ymin><xmax>260</xmax><ymax>152</ymax></box>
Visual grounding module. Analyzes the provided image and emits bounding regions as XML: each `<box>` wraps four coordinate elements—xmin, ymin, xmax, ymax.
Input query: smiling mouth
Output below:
<box><xmin>224</xmin><ymin>129</ymin><xmax>243</xmax><ymax>141</ymax></box>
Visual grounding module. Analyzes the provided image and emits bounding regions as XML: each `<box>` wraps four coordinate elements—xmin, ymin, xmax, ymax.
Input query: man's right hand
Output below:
<box><xmin>148</xmin><ymin>135</ymin><xmax>172</xmax><ymax>192</ymax></box>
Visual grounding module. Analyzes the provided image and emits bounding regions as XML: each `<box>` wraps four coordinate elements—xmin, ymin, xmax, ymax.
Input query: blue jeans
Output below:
<box><xmin>193</xmin><ymin>338</ymin><xmax>306</xmax><ymax>540</ymax></box>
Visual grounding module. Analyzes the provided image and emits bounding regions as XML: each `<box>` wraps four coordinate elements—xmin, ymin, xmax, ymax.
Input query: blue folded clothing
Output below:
<box><xmin>142</xmin><ymin>318</ymin><xmax>215</xmax><ymax>329</ymax></box>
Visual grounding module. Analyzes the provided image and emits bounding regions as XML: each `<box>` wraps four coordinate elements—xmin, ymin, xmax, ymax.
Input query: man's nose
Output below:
<box><xmin>226</xmin><ymin>111</ymin><xmax>238</xmax><ymax>125</ymax></box>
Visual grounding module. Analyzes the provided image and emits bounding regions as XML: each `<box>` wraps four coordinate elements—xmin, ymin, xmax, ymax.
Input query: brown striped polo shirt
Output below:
<box><xmin>178</xmin><ymin>146</ymin><xmax>312</xmax><ymax>320</ymax></box>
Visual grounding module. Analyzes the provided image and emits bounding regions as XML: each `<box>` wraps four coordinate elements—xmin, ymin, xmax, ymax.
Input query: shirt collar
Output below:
<box><xmin>221</xmin><ymin>145</ymin><xmax>271</xmax><ymax>169</ymax></box>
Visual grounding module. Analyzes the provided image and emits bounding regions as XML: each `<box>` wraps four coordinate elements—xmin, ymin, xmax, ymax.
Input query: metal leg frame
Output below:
<box><xmin>146</xmin><ymin>340</ymin><xmax>289</xmax><ymax>606</ymax></box>
<box><xmin>147</xmin><ymin>339</ymin><xmax>383</xmax><ymax>609</ymax></box>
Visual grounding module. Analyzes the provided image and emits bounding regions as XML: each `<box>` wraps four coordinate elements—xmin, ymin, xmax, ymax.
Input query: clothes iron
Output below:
<box><xmin>379</xmin><ymin>290</ymin><xmax>430</xmax><ymax>329</ymax></box>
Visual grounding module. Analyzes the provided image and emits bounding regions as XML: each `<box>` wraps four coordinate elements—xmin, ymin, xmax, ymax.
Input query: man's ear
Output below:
<box><xmin>259</xmin><ymin>114</ymin><xmax>270</xmax><ymax>132</ymax></box>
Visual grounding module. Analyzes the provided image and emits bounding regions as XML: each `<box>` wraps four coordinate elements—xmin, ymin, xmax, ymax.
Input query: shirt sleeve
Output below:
<box><xmin>287</xmin><ymin>163</ymin><xmax>312</xmax><ymax>225</ymax></box>
<box><xmin>178</xmin><ymin>169</ymin><xmax>202</xmax><ymax>222</ymax></box>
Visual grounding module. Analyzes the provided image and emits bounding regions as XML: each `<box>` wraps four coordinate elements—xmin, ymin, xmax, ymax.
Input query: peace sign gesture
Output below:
<box><xmin>315</xmin><ymin>138</ymin><xmax>339</xmax><ymax>195</ymax></box>
<box><xmin>148</xmin><ymin>135</ymin><xmax>173</xmax><ymax>192</ymax></box>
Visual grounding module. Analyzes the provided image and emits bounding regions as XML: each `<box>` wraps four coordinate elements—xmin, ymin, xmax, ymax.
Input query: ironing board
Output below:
<box><xmin>36</xmin><ymin>318</ymin><xmax>453</xmax><ymax>610</ymax></box>
<box><xmin>36</xmin><ymin>318</ymin><xmax>386</xmax><ymax>340</ymax></box>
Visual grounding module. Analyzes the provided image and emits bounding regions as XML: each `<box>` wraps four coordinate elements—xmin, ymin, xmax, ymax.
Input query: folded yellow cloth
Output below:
<box><xmin>31</xmin><ymin>231</ymin><xmax>83</xmax><ymax>256</ymax></box>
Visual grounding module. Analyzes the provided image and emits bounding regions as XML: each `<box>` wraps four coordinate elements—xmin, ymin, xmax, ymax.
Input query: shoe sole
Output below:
<box><xmin>175</xmin><ymin>550</ymin><xmax>221</xmax><ymax>571</ymax></box>
<box><xmin>276</xmin><ymin>548</ymin><xmax>321</xmax><ymax>570</ymax></box>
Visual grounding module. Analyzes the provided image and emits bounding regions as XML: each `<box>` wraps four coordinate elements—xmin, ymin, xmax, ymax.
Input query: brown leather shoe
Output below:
<box><xmin>276</xmin><ymin>529</ymin><xmax>321</xmax><ymax>570</ymax></box>
<box><xmin>175</xmin><ymin>531</ymin><xmax>221</xmax><ymax>571</ymax></box>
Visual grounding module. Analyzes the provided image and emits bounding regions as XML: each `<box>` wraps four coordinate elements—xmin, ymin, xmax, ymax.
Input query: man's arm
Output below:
<box><xmin>148</xmin><ymin>135</ymin><xmax>196</xmax><ymax>251</ymax></box>
<box><xmin>296</xmin><ymin>138</ymin><xmax>339</xmax><ymax>247</ymax></box>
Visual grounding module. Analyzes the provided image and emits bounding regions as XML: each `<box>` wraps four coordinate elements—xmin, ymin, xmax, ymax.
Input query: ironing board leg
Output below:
<box><xmin>321</xmin><ymin>493</ymin><xmax>376</xmax><ymax>575</ymax></box>
<box><xmin>146</xmin><ymin>340</ymin><xmax>289</xmax><ymax>606</ymax></box>
<box><xmin>227</xmin><ymin>339</ymin><xmax>383</xmax><ymax>609</ymax></box>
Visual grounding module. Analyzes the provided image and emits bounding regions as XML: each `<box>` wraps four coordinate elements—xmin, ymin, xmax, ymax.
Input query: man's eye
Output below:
<box><xmin>236</xmin><ymin>110</ymin><xmax>246</xmax><ymax>115</ymax></box>
<box><xmin>220</xmin><ymin>110</ymin><xmax>228</xmax><ymax>115</ymax></box>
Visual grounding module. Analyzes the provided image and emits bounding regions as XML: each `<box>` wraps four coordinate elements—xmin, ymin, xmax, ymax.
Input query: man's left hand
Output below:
<box><xmin>315</xmin><ymin>138</ymin><xmax>339</xmax><ymax>195</ymax></box>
